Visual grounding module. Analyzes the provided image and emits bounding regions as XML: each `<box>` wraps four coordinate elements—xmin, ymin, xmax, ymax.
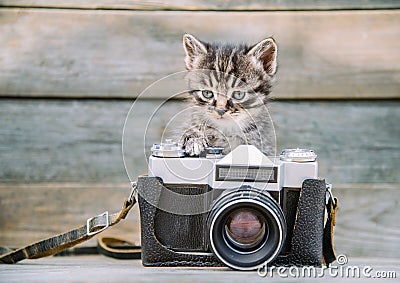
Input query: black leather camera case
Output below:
<box><xmin>137</xmin><ymin>176</ymin><xmax>326</xmax><ymax>267</ymax></box>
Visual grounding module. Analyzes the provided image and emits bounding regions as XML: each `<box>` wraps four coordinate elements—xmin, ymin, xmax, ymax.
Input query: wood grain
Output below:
<box><xmin>0</xmin><ymin>9</ymin><xmax>399</xmax><ymax>99</ymax></box>
<box><xmin>1</xmin><ymin>99</ymin><xmax>399</xmax><ymax>184</ymax></box>
<box><xmin>0</xmin><ymin>183</ymin><xmax>399</xmax><ymax>260</ymax></box>
<box><xmin>0</xmin><ymin>183</ymin><xmax>141</xmax><ymax>249</ymax></box>
<box><xmin>333</xmin><ymin>185</ymin><xmax>400</xmax><ymax>260</ymax></box>
<box><xmin>0</xmin><ymin>256</ymin><xmax>400</xmax><ymax>283</ymax></box>
<box><xmin>1</xmin><ymin>0</ymin><xmax>399</xmax><ymax>10</ymax></box>
<box><xmin>1</xmin><ymin>256</ymin><xmax>399</xmax><ymax>282</ymax></box>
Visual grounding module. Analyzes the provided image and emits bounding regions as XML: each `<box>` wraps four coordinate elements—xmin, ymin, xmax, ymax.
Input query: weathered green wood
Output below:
<box><xmin>272</xmin><ymin>101</ymin><xmax>400</xmax><ymax>184</ymax></box>
<box><xmin>0</xmin><ymin>9</ymin><xmax>399</xmax><ymax>99</ymax></box>
<box><xmin>1</xmin><ymin>99</ymin><xmax>399</xmax><ymax>184</ymax></box>
<box><xmin>1</xmin><ymin>0</ymin><xmax>399</xmax><ymax>10</ymax></box>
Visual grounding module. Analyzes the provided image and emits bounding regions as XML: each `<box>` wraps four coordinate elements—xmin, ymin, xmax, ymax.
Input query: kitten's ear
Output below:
<box><xmin>247</xmin><ymin>38</ymin><xmax>278</xmax><ymax>76</ymax></box>
<box><xmin>183</xmin><ymin>33</ymin><xmax>207</xmax><ymax>69</ymax></box>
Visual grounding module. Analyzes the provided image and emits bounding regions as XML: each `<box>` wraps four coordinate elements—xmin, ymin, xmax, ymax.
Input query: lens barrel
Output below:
<box><xmin>208</xmin><ymin>188</ymin><xmax>286</xmax><ymax>270</ymax></box>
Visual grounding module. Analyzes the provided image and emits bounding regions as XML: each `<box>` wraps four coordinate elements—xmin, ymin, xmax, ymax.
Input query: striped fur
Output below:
<box><xmin>177</xmin><ymin>34</ymin><xmax>278</xmax><ymax>156</ymax></box>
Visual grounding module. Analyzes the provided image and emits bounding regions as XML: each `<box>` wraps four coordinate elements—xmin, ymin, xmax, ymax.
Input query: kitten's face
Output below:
<box><xmin>183</xmin><ymin>34</ymin><xmax>278</xmax><ymax>127</ymax></box>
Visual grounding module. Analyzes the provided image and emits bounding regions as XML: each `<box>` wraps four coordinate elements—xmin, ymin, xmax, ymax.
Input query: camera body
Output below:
<box><xmin>137</xmin><ymin>141</ymin><xmax>328</xmax><ymax>270</ymax></box>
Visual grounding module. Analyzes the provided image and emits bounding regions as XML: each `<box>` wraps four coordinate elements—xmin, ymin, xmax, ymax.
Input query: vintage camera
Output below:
<box><xmin>137</xmin><ymin>140</ymin><xmax>330</xmax><ymax>270</ymax></box>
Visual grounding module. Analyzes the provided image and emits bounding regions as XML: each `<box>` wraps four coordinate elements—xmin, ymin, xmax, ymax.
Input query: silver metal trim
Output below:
<box><xmin>175</xmin><ymin>251</ymin><xmax>214</xmax><ymax>256</ymax></box>
<box><xmin>205</xmin><ymin>146</ymin><xmax>224</xmax><ymax>159</ymax></box>
<box><xmin>129</xmin><ymin>181</ymin><xmax>138</xmax><ymax>202</ymax></box>
<box><xmin>86</xmin><ymin>211</ymin><xmax>109</xmax><ymax>236</ymax></box>
<box><xmin>280</xmin><ymin>148</ymin><xmax>317</xmax><ymax>162</ymax></box>
<box><xmin>151</xmin><ymin>139</ymin><xmax>185</xmax><ymax>158</ymax></box>
<box><xmin>326</xmin><ymin>183</ymin><xmax>336</xmax><ymax>206</ymax></box>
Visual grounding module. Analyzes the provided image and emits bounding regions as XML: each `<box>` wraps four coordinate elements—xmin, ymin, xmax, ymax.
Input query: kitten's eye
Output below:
<box><xmin>232</xmin><ymin>91</ymin><xmax>246</xmax><ymax>101</ymax></box>
<box><xmin>201</xmin><ymin>90</ymin><xmax>214</xmax><ymax>99</ymax></box>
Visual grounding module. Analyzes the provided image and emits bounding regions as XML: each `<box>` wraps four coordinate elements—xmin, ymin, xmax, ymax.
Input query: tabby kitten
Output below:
<box><xmin>178</xmin><ymin>34</ymin><xmax>278</xmax><ymax>156</ymax></box>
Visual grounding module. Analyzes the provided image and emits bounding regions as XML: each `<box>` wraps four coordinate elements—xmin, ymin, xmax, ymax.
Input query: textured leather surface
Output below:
<box><xmin>137</xmin><ymin>177</ymin><xmax>326</xmax><ymax>267</ymax></box>
<box><xmin>137</xmin><ymin>177</ymin><xmax>223</xmax><ymax>267</ymax></box>
<box><xmin>273</xmin><ymin>179</ymin><xmax>326</xmax><ymax>266</ymax></box>
<box><xmin>154</xmin><ymin>185</ymin><xmax>210</xmax><ymax>251</ymax></box>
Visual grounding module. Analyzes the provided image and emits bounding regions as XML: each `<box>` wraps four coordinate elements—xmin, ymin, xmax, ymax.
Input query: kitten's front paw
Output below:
<box><xmin>184</xmin><ymin>137</ymin><xmax>208</xmax><ymax>156</ymax></box>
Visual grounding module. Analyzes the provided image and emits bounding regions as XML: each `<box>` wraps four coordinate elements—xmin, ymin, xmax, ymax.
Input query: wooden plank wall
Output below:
<box><xmin>1</xmin><ymin>1</ymin><xmax>399</xmax><ymax>255</ymax></box>
<box><xmin>1</xmin><ymin>99</ymin><xmax>399</xmax><ymax>184</ymax></box>
<box><xmin>0</xmin><ymin>2</ymin><xmax>399</xmax><ymax>99</ymax></box>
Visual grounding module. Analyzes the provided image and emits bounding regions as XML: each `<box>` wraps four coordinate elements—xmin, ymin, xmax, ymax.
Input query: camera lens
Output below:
<box><xmin>208</xmin><ymin>188</ymin><xmax>286</xmax><ymax>270</ymax></box>
<box><xmin>224</xmin><ymin>208</ymin><xmax>266</xmax><ymax>250</ymax></box>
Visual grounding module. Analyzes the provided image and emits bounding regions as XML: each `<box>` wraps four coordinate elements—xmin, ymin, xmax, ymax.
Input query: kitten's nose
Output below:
<box><xmin>215</xmin><ymin>108</ymin><xmax>227</xmax><ymax>116</ymax></box>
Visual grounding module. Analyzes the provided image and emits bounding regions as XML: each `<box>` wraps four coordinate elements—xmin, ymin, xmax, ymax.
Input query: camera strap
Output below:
<box><xmin>0</xmin><ymin>183</ymin><xmax>138</xmax><ymax>264</ymax></box>
<box><xmin>323</xmin><ymin>185</ymin><xmax>338</xmax><ymax>266</ymax></box>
